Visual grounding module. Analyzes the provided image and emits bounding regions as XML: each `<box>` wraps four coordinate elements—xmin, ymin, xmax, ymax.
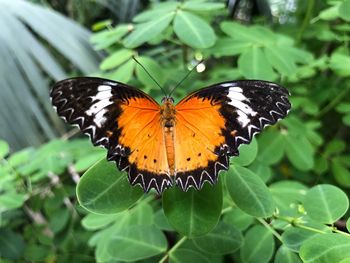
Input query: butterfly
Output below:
<box><xmin>50</xmin><ymin>77</ymin><xmax>291</xmax><ymax>194</ymax></box>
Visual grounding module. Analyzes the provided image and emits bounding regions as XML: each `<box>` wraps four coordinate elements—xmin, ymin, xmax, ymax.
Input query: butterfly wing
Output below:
<box><xmin>51</xmin><ymin>77</ymin><xmax>172</xmax><ymax>193</ymax></box>
<box><xmin>174</xmin><ymin>80</ymin><xmax>291</xmax><ymax>191</ymax></box>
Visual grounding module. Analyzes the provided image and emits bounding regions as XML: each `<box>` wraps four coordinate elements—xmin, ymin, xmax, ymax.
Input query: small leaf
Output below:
<box><xmin>339</xmin><ymin>0</ymin><xmax>350</xmax><ymax>21</ymax></box>
<box><xmin>135</xmin><ymin>56</ymin><xmax>165</xmax><ymax>87</ymax></box>
<box><xmin>133</xmin><ymin>3</ymin><xmax>178</xmax><ymax>22</ymax></box>
<box><xmin>174</xmin><ymin>10</ymin><xmax>216</xmax><ymax>49</ymax></box>
<box><xmin>281</xmin><ymin>224</ymin><xmax>330</xmax><ymax>252</ymax></box>
<box><xmin>303</xmin><ymin>184</ymin><xmax>349</xmax><ymax>224</ymax></box>
<box><xmin>212</xmin><ymin>38</ymin><xmax>251</xmax><ymax>57</ymax></box>
<box><xmin>182</xmin><ymin>1</ymin><xmax>225</xmax><ymax>11</ymax></box>
<box><xmin>170</xmin><ymin>248</ymin><xmax>211</xmax><ymax>263</ymax></box>
<box><xmin>192</xmin><ymin>221</ymin><xmax>243</xmax><ymax>255</ymax></box>
<box><xmin>332</xmin><ymin>158</ymin><xmax>350</xmax><ymax>187</ymax></box>
<box><xmin>265</xmin><ymin>46</ymin><xmax>297</xmax><ymax>76</ymax></box>
<box><xmin>238</xmin><ymin>46</ymin><xmax>277</xmax><ymax>80</ymax></box>
<box><xmin>74</xmin><ymin>151</ymin><xmax>106</xmax><ymax>172</ymax></box>
<box><xmin>123</xmin><ymin>12</ymin><xmax>174</xmax><ymax>48</ymax></box>
<box><xmin>330</xmin><ymin>52</ymin><xmax>350</xmax><ymax>76</ymax></box>
<box><xmin>240</xmin><ymin>225</ymin><xmax>275</xmax><ymax>263</ymax></box>
<box><xmin>257</xmin><ymin>130</ymin><xmax>285</xmax><ymax>165</ymax></box>
<box><xmin>274</xmin><ymin>245</ymin><xmax>302</xmax><ymax>263</ymax></box>
<box><xmin>226</xmin><ymin>166</ymin><xmax>275</xmax><ymax>217</ymax></box>
<box><xmin>76</xmin><ymin>158</ymin><xmax>143</xmax><ymax>214</ymax></box>
<box><xmin>154</xmin><ymin>209</ymin><xmax>173</xmax><ymax>231</ymax></box>
<box><xmin>100</xmin><ymin>49</ymin><xmax>133</xmax><ymax>70</ymax></box>
<box><xmin>223</xmin><ymin>207</ymin><xmax>254</xmax><ymax>231</ymax></box>
<box><xmin>249</xmin><ymin>161</ymin><xmax>272</xmax><ymax>183</ymax></box>
<box><xmin>91</xmin><ymin>25</ymin><xmax>129</xmax><ymax>50</ymax></box>
<box><xmin>336</xmin><ymin>103</ymin><xmax>350</xmax><ymax>113</ymax></box>
<box><xmin>108</xmin><ymin>59</ymin><xmax>136</xmax><ymax>83</ymax></box>
<box><xmin>232</xmin><ymin>137</ymin><xmax>258</xmax><ymax>166</ymax></box>
<box><xmin>284</xmin><ymin>134</ymin><xmax>314</xmax><ymax>171</ymax></box>
<box><xmin>107</xmin><ymin>225</ymin><xmax>167</xmax><ymax>261</ymax></box>
<box><xmin>82</xmin><ymin>213</ymin><xmax>119</xmax><ymax>230</ymax></box>
<box><xmin>163</xmin><ymin>183</ymin><xmax>222</xmax><ymax>237</ymax></box>
<box><xmin>0</xmin><ymin>140</ymin><xmax>9</xmax><ymax>159</ymax></box>
<box><xmin>0</xmin><ymin>229</ymin><xmax>25</xmax><ymax>260</ymax></box>
<box><xmin>347</xmin><ymin>218</ymin><xmax>350</xmax><ymax>232</ymax></box>
<box><xmin>300</xmin><ymin>233</ymin><xmax>350</xmax><ymax>263</ymax></box>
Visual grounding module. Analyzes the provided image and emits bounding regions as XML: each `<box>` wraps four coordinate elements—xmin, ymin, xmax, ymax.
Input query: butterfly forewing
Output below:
<box><xmin>50</xmin><ymin>77</ymin><xmax>173</xmax><ymax>193</ymax></box>
<box><xmin>174</xmin><ymin>80</ymin><xmax>291</xmax><ymax>191</ymax></box>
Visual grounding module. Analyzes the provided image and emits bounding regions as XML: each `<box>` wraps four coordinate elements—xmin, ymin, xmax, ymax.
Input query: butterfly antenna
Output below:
<box><xmin>132</xmin><ymin>56</ymin><xmax>167</xmax><ymax>97</ymax></box>
<box><xmin>168</xmin><ymin>59</ymin><xmax>204</xmax><ymax>97</ymax></box>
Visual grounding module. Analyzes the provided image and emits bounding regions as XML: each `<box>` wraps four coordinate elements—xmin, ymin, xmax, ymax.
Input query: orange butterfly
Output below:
<box><xmin>51</xmin><ymin>77</ymin><xmax>290</xmax><ymax>193</ymax></box>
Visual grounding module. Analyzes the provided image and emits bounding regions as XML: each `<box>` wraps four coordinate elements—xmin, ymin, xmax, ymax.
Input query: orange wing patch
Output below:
<box><xmin>174</xmin><ymin>96</ymin><xmax>228</xmax><ymax>190</ymax></box>
<box><xmin>116</xmin><ymin>98</ymin><xmax>172</xmax><ymax>193</ymax></box>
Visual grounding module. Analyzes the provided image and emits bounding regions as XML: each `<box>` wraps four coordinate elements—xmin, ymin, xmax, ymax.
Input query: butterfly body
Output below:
<box><xmin>51</xmin><ymin>77</ymin><xmax>291</xmax><ymax>194</ymax></box>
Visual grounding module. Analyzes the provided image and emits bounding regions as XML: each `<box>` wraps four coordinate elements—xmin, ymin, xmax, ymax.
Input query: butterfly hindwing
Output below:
<box><xmin>50</xmin><ymin>77</ymin><xmax>172</xmax><ymax>193</ymax></box>
<box><xmin>174</xmin><ymin>80</ymin><xmax>291</xmax><ymax>191</ymax></box>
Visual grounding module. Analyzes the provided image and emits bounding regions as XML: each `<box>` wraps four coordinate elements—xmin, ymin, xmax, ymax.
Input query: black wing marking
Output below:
<box><xmin>50</xmin><ymin>77</ymin><xmax>172</xmax><ymax>193</ymax></box>
<box><xmin>174</xmin><ymin>80</ymin><xmax>291</xmax><ymax>191</ymax></box>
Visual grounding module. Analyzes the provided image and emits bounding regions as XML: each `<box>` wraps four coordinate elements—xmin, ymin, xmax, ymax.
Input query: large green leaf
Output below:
<box><xmin>226</xmin><ymin>166</ymin><xmax>275</xmax><ymax>217</ymax></box>
<box><xmin>169</xmin><ymin>248</ymin><xmax>211</xmax><ymax>263</ymax></box>
<box><xmin>174</xmin><ymin>10</ymin><xmax>216</xmax><ymax>49</ymax></box>
<box><xmin>192</xmin><ymin>221</ymin><xmax>243</xmax><ymax>255</ymax></box>
<box><xmin>76</xmin><ymin>158</ymin><xmax>143</xmax><ymax>214</ymax></box>
<box><xmin>303</xmin><ymin>184</ymin><xmax>349</xmax><ymax>224</ymax></box>
<box><xmin>274</xmin><ymin>245</ymin><xmax>302</xmax><ymax>263</ymax></box>
<box><xmin>162</xmin><ymin>183</ymin><xmax>222</xmax><ymax>237</ymax></box>
<box><xmin>300</xmin><ymin>234</ymin><xmax>350</xmax><ymax>263</ymax></box>
<box><xmin>284</xmin><ymin>134</ymin><xmax>314</xmax><ymax>171</ymax></box>
<box><xmin>240</xmin><ymin>225</ymin><xmax>275</xmax><ymax>263</ymax></box>
<box><xmin>123</xmin><ymin>12</ymin><xmax>175</xmax><ymax>48</ymax></box>
<box><xmin>238</xmin><ymin>46</ymin><xmax>277</xmax><ymax>80</ymax></box>
<box><xmin>107</xmin><ymin>225</ymin><xmax>167</xmax><ymax>261</ymax></box>
<box><xmin>0</xmin><ymin>228</ymin><xmax>25</xmax><ymax>260</ymax></box>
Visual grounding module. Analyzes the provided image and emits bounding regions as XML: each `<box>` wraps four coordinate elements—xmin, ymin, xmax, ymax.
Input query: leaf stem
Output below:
<box><xmin>296</xmin><ymin>0</ymin><xmax>315</xmax><ymax>44</ymax></box>
<box><xmin>257</xmin><ymin>218</ymin><xmax>283</xmax><ymax>242</ymax></box>
<box><xmin>159</xmin><ymin>236</ymin><xmax>187</xmax><ymax>263</ymax></box>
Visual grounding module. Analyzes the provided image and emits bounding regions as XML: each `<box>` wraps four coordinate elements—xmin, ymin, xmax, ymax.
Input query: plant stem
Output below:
<box><xmin>159</xmin><ymin>236</ymin><xmax>187</xmax><ymax>263</ymax></box>
<box><xmin>257</xmin><ymin>218</ymin><xmax>283</xmax><ymax>242</ymax></box>
<box><xmin>317</xmin><ymin>83</ymin><xmax>350</xmax><ymax>118</ymax></box>
<box><xmin>296</xmin><ymin>0</ymin><xmax>315</xmax><ymax>44</ymax></box>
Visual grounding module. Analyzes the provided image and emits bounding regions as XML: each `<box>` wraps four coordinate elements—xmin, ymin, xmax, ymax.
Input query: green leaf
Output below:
<box><xmin>303</xmin><ymin>184</ymin><xmax>349</xmax><ymax>224</ymax></box>
<box><xmin>269</xmin><ymin>180</ymin><xmax>308</xmax><ymax>214</ymax></box>
<box><xmin>76</xmin><ymin>158</ymin><xmax>143</xmax><ymax>214</ymax></box>
<box><xmin>226</xmin><ymin>166</ymin><xmax>275</xmax><ymax>217</ymax></box>
<box><xmin>0</xmin><ymin>229</ymin><xmax>25</xmax><ymax>260</ymax></box>
<box><xmin>274</xmin><ymin>245</ymin><xmax>302</xmax><ymax>263</ymax></box>
<box><xmin>223</xmin><ymin>207</ymin><xmax>254</xmax><ymax>231</ymax></box>
<box><xmin>232</xmin><ymin>137</ymin><xmax>258</xmax><ymax>166</ymax></box>
<box><xmin>133</xmin><ymin>3</ymin><xmax>178</xmax><ymax>22</ymax></box>
<box><xmin>100</xmin><ymin>49</ymin><xmax>133</xmax><ymax>70</ymax></box>
<box><xmin>300</xmin><ymin>233</ymin><xmax>350</xmax><ymax>263</ymax></box>
<box><xmin>240</xmin><ymin>225</ymin><xmax>275</xmax><ymax>263</ymax></box>
<box><xmin>154</xmin><ymin>209</ymin><xmax>173</xmax><ymax>231</ymax></box>
<box><xmin>238</xmin><ymin>46</ymin><xmax>277</xmax><ymax>80</ymax></box>
<box><xmin>318</xmin><ymin>4</ymin><xmax>340</xmax><ymax>20</ymax></box>
<box><xmin>169</xmin><ymin>248</ymin><xmax>211</xmax><ymax>263</ymax></box>
<box><xmin>265</xmin><ymin>46</ymin><xmax>297</xmax><ymax>76</ymax></box>
<box><xmin>82</xmin><ymin>213</ymin><xmax>119</xmax><ymax>230</ymax></box>
<box><xmin>108</xmin><ymin>59</ymin><xmax>136</xmax><ymax>83</ymax></box>
<box><xmin>107</xmin><ymin>225</ymin><xmax>167</xmax><ymax>261</ymax></box>
<box><xmin>74</xmin><ymin>151</ymin><xmax>106</xmax><ymax>172</ymax></box>
<box><xmin>135</xmin><ymin>56</ymin><xmax>165</xmax><ymax>87</ymax></box>
<box><xmin>257</xmin><ymin>130</ymin><xmax>285</xmax><ymax>165</ymax></box>
<box><xmin>0</xmin><ymin>140</ymin><xmax>9</xmax><ymax>158</ymax></box>
<box><xmin>123</xmin><ymin>12</ymin><xmax>175</xmax><ymax>48</ymax></box>
<box><xmin>347</xmin><ymin>218</ymin><xmax>350</xmax><ymax>232</ymax></box>
<box><xmin>90</xmin><ymin>25</ymin><xmax>129</xmax><ymax>50</ymax></box>
<box><xmin>332</xmin><ymin>158</ymin><xmax>350</xmax><ymax>187</ymax></box>
<box><xmin>249</xmin><ymin>161</ymin><xmax>272</xmax><ymax>183</ymax></box>
<box><xmin>281</xmin><ymin>224</ymin><xmax>330</xmax><ymax>252</ymax></box>
<box><xmin>212</xmin><ymin>38</ymin><xmax>251</xmax><ymax>57</ymax></box>
<box><xmin>339</xmin><ymin>0</ymin><xmax>350</xmax><ymax>21</ymax></box>
<box><xmin>336</xmin><ymin>103</ymin><xmax>350</xmax><ymax>113</ymax></box>
<box><xmin>174</xmin><ymin>10</ymin><xmax>216</xmax><ymax>49</ymax></box>
<box><xmin>192</xmin><ymin>221</ymin><xmax>243</xmax><ymax>255</ymax></box>
<box><xmin>49</xmin><ymin>209</ymin><xmax>70</xmax><ymax>233</ymax></box>
<box><xmin>163</xmin><ymin>183</ymin><xmax>222</xmax><ymax>237</ymax></box>
<box><xmin>284</xmin><ymin>134</ymin><xmax>314</xmax><ymax>171</ymax></box>
<box><xmin>329</xmin><ymin>52</ymin><xmax>350</xmax><ymax>76</ymax></box>
<box><xmin>0</xmin><ymin>192</ymin><xmax>26</xmax><ymax>211</ymax></box>
<box><xmin>182</xmin><ymin>1</ymin><xmax>225</xmax><ymax>11</ymax></box>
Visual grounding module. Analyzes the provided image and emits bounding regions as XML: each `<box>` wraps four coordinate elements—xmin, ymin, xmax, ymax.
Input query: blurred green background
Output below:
<box><xmin>1</xmin><ymin>0</ymin><xmax>350</xmax><ymax>262</ymax></box>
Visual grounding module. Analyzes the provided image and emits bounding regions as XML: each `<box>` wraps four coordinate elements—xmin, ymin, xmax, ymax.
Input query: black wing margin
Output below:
<box><xmin>192</xmin><ymin>80</ymin><xmax>291</xmax><ymax>156</ymax></box>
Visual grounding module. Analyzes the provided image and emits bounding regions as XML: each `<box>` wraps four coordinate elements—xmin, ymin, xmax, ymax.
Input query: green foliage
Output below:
<box><xmin>2</xmin><ymin>0</ymin><xmax>350</xmax><ymax>262</ymax></box>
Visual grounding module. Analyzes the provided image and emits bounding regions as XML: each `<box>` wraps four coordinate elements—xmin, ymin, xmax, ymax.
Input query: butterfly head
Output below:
<box><xmin>161</xmin><ymin>96</ymin><xmax>175</xmax><ymax>104</ymax></box>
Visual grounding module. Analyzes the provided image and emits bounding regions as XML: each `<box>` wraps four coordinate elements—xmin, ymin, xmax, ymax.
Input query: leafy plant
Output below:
<box><xmin>2</xmin><ymin>0</ymin><xmax>350</xmax><ymax>262</ymax></box>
